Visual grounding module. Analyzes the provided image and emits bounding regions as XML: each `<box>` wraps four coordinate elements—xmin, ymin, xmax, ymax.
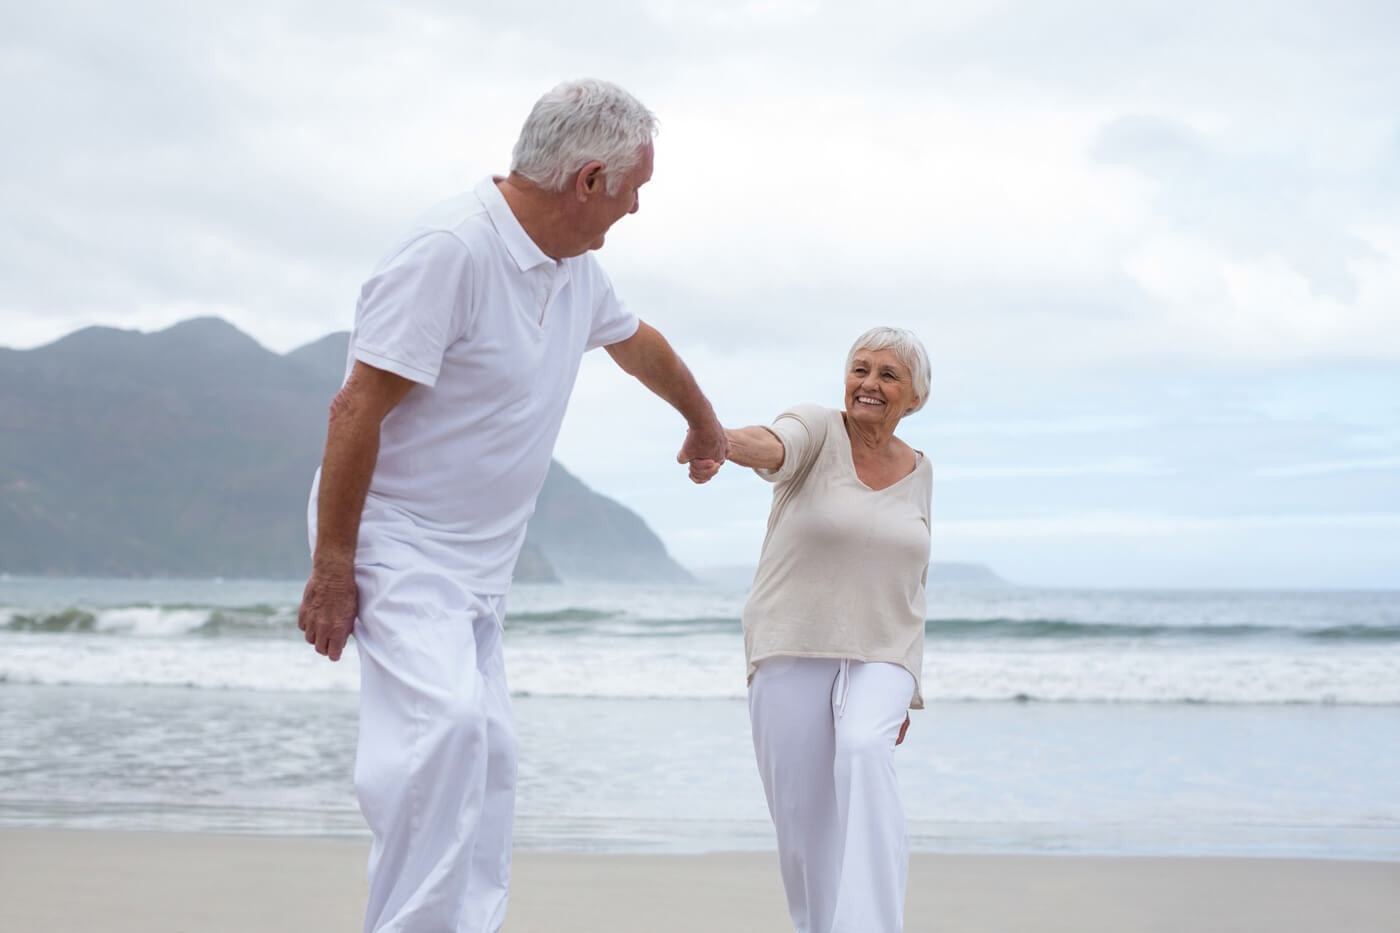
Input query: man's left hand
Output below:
<box><xmin>676</xmin><ymin>419</ymin><xmax>728</xmax><ymax>484</ymax></box>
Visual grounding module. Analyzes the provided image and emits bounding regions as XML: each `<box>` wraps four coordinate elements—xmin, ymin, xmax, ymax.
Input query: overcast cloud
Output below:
<box><xmin>3</xmin><ymin>0</ymin><xmax>1396</xmax><ymax>586</ymax></box>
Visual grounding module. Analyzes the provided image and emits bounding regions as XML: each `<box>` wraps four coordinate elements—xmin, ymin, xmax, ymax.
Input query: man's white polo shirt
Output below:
<box><xmin>314</xmin><ymin>177</ymin><xmax>639</xmax><ymax>594</ymax></box>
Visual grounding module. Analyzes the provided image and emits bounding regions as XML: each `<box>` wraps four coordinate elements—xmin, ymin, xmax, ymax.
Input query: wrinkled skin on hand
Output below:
<box><xmin>686</xmin><ymin>458</ymin><xmax>722</xmax><ymax>483</ymax></box>
<box><xmin>298</xmin><ymin>567</ymin><xmax>358</xmax><ymax>662</ymax></box>
<box><xmin>677</xmin><ymin>420</ymin><xmax>729</xmax><ymax>484</ymax></box>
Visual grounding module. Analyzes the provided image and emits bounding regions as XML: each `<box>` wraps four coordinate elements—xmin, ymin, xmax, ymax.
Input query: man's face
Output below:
<box><xmin>580</xmin><ymin>141</ymin><xmax>653</xmax><ymax>251</ymax></box>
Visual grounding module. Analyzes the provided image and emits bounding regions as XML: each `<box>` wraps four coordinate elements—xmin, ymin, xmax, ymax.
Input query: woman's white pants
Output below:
<box><xmin>352</xmin><ymin>562</ymin><xmax>516</xmax><ymax>933</ymax></box>
<box><xmin>749</xmin><ymin>656</ymin><xmax>915</xmax><ymax>933</ymax></box>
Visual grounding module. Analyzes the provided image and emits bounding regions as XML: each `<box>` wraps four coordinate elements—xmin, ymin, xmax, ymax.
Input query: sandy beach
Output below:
<box><xmin>2</xmin><ymin>829</ymin><xmax>1395</xmax><ymax>932</ymax></box>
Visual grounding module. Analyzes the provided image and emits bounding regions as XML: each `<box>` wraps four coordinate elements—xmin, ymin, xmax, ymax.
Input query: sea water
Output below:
<box><xmin>1</xmin><ymin>577</ymin><xmax>1397</xmax><ymax>858</ymax></box>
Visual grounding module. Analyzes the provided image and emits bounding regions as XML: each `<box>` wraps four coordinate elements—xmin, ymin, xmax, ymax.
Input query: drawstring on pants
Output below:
<box><xmin>833</xmin><ymin>658</ymin><xmax>851</xmax><ymax>719</ymax></box>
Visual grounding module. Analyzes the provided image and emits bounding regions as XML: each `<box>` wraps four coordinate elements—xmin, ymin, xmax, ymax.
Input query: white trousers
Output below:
<box><xmin>353</xmin><ymin>562</ymin><xmax>516</xmax><ymax>933</ymax></box>
<box><xmin>749</xmin><ymin>656</ymin><xmax>915</xmax><ymax>933</ymax></box>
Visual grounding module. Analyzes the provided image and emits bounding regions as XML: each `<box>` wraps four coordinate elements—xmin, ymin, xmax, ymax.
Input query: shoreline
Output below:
<box><xmin>3</xmin><ymin>829</ymin><xmax>1396</xmax><ymax>932</ymax></box>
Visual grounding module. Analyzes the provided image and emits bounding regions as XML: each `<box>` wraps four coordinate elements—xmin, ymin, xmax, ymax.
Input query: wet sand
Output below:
<box><xmin>2</xmin><ymin>829</ymin><xmax>1396</xmax><ymax>932</ymax></box>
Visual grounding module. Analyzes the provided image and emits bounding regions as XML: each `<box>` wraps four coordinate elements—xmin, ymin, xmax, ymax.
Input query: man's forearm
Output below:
<box><xmin>300</xmin><ymin>362</ymin><xmax>413</xmax><ymax>661</ymax></box>
<box><xmin>607</xmin><ymin>321</ymin><xmax>718</xmax><ymax>428</ymax></box>
<box><xmin>311</xmin><ymin>362</ymin><xmax>415</xmax><ymax>570</ymax></box>
<box><xmin>312</xmin><ymin>392</ymin><xmax>383</xmax><ymax>572</ymax></box>
<box><xmin>606</xmin><ymin>321</ymin><xmax>728</xmax><ymax>482</ymax></box>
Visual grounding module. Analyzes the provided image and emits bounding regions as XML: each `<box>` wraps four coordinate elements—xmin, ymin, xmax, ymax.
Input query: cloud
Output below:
<box><xmin>3</xmin><ymin>0</ymin><xmax>1397</xmax><ymax>585</ymax></box>
<box><xmin>1095</xmin><ymin>114</ymin><xmax>1379</xmax><ymax>299</ymax></box>
<box><xmin>5</xmin><ymin>0</ymin><xmax>1399</xmax><ymax>363</ymax></box>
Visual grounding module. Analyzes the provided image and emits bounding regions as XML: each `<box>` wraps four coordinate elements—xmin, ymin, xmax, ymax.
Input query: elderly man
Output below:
<box><xmin>298</xmin><ymin>79</ymin><xmax>727</xmax><ymax>933</ymax></box>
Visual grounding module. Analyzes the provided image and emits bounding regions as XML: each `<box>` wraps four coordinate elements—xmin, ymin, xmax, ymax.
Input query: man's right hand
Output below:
<box><xmin>298</xmin><ymin>566</ymin><xmax>358</xmax><ymax>662</ymax></box>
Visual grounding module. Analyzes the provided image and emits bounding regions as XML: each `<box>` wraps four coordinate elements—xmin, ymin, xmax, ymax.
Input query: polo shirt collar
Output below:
<box><xmin>476</xmin><ymin>176</ymin><xmax>555</xmax><ymax>272</ymax></box>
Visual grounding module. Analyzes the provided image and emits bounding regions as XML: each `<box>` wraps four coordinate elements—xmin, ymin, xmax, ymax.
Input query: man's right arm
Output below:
<box><xmin>297</xmin><ymin>361</ymin><xmax>416</xmax><ymax>661</ymax></box>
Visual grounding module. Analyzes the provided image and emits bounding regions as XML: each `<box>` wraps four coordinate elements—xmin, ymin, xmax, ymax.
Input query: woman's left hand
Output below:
<box><xmin>896</xmin><ymin>713</ymin><xmax>910</xmax><ymax>745</ymax></box>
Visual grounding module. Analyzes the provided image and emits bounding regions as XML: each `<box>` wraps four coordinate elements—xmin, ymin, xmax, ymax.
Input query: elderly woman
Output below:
<box><xmin>725</xmin><ymin>326</ymin><xmax>932</xmax><ymax>933</ymax></box>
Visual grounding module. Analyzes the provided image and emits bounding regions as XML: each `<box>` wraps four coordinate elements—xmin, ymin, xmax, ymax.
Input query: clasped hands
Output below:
<box><xmin>676</xmin><ymin>420</ymin><xmax>729</xmax><ymax>484</ymax></box>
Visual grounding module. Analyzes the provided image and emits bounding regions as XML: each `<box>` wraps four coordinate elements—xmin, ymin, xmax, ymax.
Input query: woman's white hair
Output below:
<box><xmin>510</xmin><ymin>79</ymin><xmax>658</xmax><ymax>196</ymax></box>
<box><xmin>846</xmin><ymin>326</ymin><xmax>931</xmax><ymax>416</ymax></box>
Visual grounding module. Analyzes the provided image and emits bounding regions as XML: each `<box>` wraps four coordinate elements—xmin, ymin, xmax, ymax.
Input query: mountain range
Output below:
<box><xmin>0</xmin><ymin>318</ymin><xmax>692</xmax><ymax>582</ymax></box>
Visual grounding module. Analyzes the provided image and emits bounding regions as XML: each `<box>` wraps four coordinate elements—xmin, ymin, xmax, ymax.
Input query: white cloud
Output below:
<box><xmin>4</xmin><ymin>0</ymin><xmax>1398</xmax><ymax>586</ymax></box>
<box><xmin>1121</xmin><ymin>231</ymin><xmax>1400</xmax><ymax>358</ymax></box>
<box><xmin>626</xmin><ymin>77</ymin><xmax>1152</xmax><ymax>296</ymax></box>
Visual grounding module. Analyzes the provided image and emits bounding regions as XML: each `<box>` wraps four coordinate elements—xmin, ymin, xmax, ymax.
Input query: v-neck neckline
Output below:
<box><xmin>837</xmin><ymin>411</ymin><xmax>921</xmax><ymax>492</ymax></box>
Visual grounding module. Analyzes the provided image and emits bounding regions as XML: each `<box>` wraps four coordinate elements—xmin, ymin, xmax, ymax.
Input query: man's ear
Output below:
<box><xmin>574</xmin><ymin>160</ymin><xmax>605</xmax><ymax>202</ymax></box>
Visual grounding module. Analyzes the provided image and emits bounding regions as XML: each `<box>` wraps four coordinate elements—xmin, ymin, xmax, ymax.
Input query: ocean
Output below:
<box><xmin>1</xmin><ymin>576</ymin><xmax>1397</xmax><ymax>859</ymax></box>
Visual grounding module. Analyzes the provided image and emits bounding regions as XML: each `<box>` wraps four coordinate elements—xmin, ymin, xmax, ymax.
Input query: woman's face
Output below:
<box><xmin>844</xmin><ymin>347</ymin><xmax>917</xmax><ymax>433</ymax></box>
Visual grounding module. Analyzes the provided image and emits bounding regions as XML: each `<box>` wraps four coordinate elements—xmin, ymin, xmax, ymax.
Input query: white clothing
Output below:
<box><xmin>354</xmin><ymin>559</ymin><xmax>513</xmax><ymax>933</ymax></box>
<box><xmin>308</xmin><ymin>178</ymin><xmax>639</xmax><ymax>933</ymax></box>
<box><xmin>326</xmin><ymin>176</ymin><xmax>639</xmax><ymax>595</ymax></box>
<box><xmin>749</xmin><ymin>656</ymin><xmax>915</xmax><ymax>933</ymax></box>
<box><xmin>742</xmin><ymin>404</ymin><xmax>932</xmax><ymax>707</ymax></box>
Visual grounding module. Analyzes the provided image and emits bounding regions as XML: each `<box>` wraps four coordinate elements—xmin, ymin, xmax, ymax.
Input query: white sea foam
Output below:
<box><xmin>5</xmin><ymin>578</ymin><xmax>1398</xmax><ymax>859</ymax></box>
<box><xmin>921</xmin><ymin>647</ymin><xmax>1400</xmax><ymax>705</ymax></box>
<box><xmin>93</xmin><ymin>607</ymin><xmax>212</xmax><ymax>637</ymax></box>
<box><xmin>0</xmin><ymin>635</ymin><xmax>360</xmax><ymax>693</ymax></box>
<box><xmin>2</xmin><ymin>580</ymin><xmax>1397</xmax><ymax>704</ymax></box>
<box><xmin>5</xmin><ymin>628</ymin><xmax>1399</xmax><ymax>704</ymax></box>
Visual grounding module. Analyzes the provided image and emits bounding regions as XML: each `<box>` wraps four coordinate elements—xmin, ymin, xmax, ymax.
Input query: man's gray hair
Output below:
<box><xmin>510</xmin><ymin>79</ymin><xmax>658</xmax><ymax>196</ymax></box>
<box><xmin>846</xmin><ymin>326</ymin><xmax>932</xmax><ymax>416</ymax></box>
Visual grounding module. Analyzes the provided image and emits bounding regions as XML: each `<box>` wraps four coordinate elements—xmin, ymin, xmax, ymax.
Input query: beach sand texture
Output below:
<box><xmin>3</xmin><ymin>830</ymin><xmax>1396</xmax><ymax>932</ymax></box>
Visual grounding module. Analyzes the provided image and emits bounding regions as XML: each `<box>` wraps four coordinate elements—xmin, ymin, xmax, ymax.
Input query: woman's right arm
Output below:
<box><xmin>724</xmin><ymin>426</ymin><xmax>786</xmax><ymax>472</ymax></box>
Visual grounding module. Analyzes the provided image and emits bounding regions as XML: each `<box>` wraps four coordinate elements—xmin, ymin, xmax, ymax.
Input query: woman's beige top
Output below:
<box><xmin>741</xmin><ymin>404</ymin><xmax>933</xmax><ymax>708</ymax></box>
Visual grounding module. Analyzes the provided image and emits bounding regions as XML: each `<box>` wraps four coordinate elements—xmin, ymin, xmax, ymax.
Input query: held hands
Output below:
<box><xmin>686</xmin><ymin>458</ymin><xmax>722</xmax><ymax>483</ymax></box>
<box><xmin>676</xmin><ymin>417</ymin><xmax>730</xmax><ymax>484</ymax></box>
<box><xmin>297</xmin><ymin>565</ymin><xmax>358</xmax><ymax>662</ymax></box>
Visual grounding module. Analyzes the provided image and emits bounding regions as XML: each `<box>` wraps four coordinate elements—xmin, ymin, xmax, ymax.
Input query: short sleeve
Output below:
<box><xmin>756</xmin><ymin>403</ymin><xmax>829</xmax><ymax>485</ymax></box>
<box><xmin>583</xmin><ymin>261</ymin><xmax>640</xmax><ymax>350</ymax></box>
<box><xmin>352</xmin><ymin>232</ymin><xmax>474</xmax><ymax>386</ymax></box>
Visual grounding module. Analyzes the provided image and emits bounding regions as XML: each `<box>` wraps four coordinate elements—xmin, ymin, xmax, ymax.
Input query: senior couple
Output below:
<box><xmin>298</xmin><ymin>79</ymin><xmax>933</xmax><ymax>933</ymax></box>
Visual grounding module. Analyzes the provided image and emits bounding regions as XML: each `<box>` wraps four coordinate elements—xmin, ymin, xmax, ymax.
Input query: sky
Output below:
<box><xmin>3</xmin><ymin>0</ymin><xmax>1397</xmax><ymax>587</ymax></box>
